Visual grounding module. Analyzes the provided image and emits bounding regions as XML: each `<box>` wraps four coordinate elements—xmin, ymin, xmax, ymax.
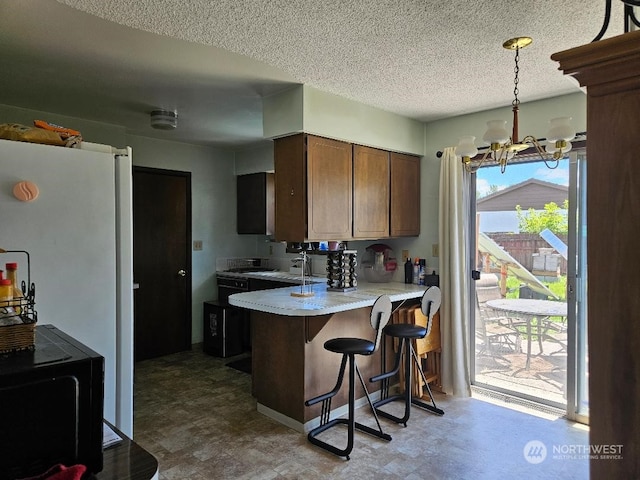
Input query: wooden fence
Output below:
<box><xmin>485</xmin><ymin>232</ymin><xmax>568</xmax><ymax>275</ymax></box>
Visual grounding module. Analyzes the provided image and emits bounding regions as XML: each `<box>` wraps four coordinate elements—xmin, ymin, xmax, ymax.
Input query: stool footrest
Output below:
<box><xmin>411</xmin><ymin>397</ymin><xmax>445</xmax><ymax>416</ymax></box>
<box><xmin>370</xmin><ymin>335</ymin><xmax>445</xmax><ymax>425</ymax></box>
<box><xmin>307</xmin><ymin>419</ymin><xmax>392</xmax><ymax>460</ymax></box>
<box><xmin>305</xmin><ymin>353</ymin><xmax>391</xmax><ymax>459</ymax></box>
<box><xmin>370</xmin><ymin>369</ymin><xmax>397</xmax><ymax>383</ymax></box>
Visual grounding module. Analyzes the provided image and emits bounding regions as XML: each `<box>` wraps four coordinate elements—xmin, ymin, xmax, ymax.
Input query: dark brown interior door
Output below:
<box><xmin>133</xmin><ymin>167</ymin><xmax>192</xmax><ymax>361</ymax></box>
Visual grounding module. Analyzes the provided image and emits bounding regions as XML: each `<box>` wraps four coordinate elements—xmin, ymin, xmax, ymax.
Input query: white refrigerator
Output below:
<box><xmin>0</xmin><ymin>139</ymin><xmax>134</xmax><ymax>436</ymax></box>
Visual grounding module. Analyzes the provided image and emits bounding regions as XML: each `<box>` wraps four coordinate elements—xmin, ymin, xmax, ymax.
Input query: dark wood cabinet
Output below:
<box><xmin>390</xmin><ymin>152</ymin><xmax>420</xmax><ymax>237</ymax></box>
<box><xmin>237</xmin><ymin>172</ymin><xmax>274</xmax><ymax>235</ymax></box>
<box><xmin>553</xmin><ymin>30</ymin><xmax>640</xmax><ymax>480</ymax></box>
<box><xmin>307</xmin><ymin>135</ymin><xmax>353</xmax><ymax>240</ymax></box>
<box><xmin>274</xmin><ymin>134</ymin><xmax>352</xmax><ymax>241</ymax></box>
<box><xmin>274</xmin><ymin>135</ymin><xmax>306</xmax><ymax>240</ymax></box>
<box><xmin>353</xmin><ymin>145</ymin><xmax>390</xmax><ymax>239</ymax></box>
<box><xmin>274</xmin><ymin>133</ymin><xmax>419</xmax><ymax>241</ymax></box>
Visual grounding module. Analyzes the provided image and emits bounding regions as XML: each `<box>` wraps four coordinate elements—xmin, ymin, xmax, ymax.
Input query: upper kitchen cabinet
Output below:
<box><xmin>237</xmin><ymin>172</ymin><xmax>274</xmax><ymax>235</ymax></box>
<box><xmin>274</xmin><ymin>134</ymin><xmax>352</xmax><ymax>241</ymax></box>
<box><xmin>390</xmin><ymin>152</ymin><xmax>420</xmax><ymax>236</ymax></box>
<box><xmin>353</xmin><ymin>145</ymin><xmax>390</xmax><ymax>239</ymax></box>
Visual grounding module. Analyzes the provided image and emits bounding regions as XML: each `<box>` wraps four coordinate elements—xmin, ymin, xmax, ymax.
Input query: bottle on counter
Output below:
<box><xmin>418</xmin><ymin>259</ymin><xmax>426</xmax><ymax>285</ymax></box>
<box><xmin>412</xmin><ymin>258</ymin><xmax>419</xmax><ymax>284</ymax></box>
<box><xmin>5</xmin><ymin>263</ymin><xmax>23</xmax><ymax>299</ymax></box>
<box><xmin>6</xmin><ymin>263</ymin><xmax>23</xmax><ymax>313</ymax></box>
<box><xmin>404</xmin><ymin>258</ymin><xmax>413</xmax><ymax>284</ymax></box>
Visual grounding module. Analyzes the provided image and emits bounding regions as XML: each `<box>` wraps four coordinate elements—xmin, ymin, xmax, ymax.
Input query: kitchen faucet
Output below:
<box><xmin>292</xmin><ymin>253</ymin><xmax>312</xmax><ymax>277</ymax></box>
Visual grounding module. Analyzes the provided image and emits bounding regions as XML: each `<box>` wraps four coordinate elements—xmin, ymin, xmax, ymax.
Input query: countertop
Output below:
<box><xmin>216</xmin><ymin>270</ymin><xmax>326</xmax><ymax>284</ymax></box>
<box><xmin>228</xmin><ymin>281</ymin><xmax>427</xmax><ymax>316</ymax></box>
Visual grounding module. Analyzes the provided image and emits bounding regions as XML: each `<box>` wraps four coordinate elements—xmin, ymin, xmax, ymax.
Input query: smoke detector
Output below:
<box><xmin>150</xmin><ymin>110</ymin><xmax>177</xmax><ymax>130</ymax></box>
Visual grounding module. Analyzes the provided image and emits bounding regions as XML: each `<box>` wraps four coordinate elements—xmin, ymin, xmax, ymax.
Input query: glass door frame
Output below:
<box><xmin>566</xmin><ymin>151</ymin><xmax>589</xmax><ymax>424</ymax></box>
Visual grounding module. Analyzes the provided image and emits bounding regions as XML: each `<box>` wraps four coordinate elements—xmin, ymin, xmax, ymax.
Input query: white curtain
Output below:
<box><xmin>438</xmin><ymin>147</ymin><xmax>471</xmax><ymax>396</ymax></box>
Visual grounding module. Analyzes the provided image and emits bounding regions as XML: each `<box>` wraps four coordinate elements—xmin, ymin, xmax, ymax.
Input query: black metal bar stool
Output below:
<box><xmin>304</xmin><ymin>295</ymin><xmax>393</xmax><ymax>460</ymax></box>
<box><xmin>371</xmin><ymin>286</ymin><xmax>444</xmax><ymax>426</ymax></box>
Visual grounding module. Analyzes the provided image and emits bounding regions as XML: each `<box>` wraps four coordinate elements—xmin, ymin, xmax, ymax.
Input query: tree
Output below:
<box><xmin>515</xmin><ymin>199</ymin><xmax>569</xmax><ymax>234</ymax></box>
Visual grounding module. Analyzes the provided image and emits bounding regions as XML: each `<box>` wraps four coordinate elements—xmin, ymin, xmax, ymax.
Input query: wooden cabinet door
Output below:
<box><xmin>390</xmin><ymin>152</ymin><xmax>420</xmax><ymax>237</ymax></box>
<box><xmin>237</xmin><ymin>172</ymin><xmax>274</xmax><ymax>235</ymax></box>
<box><xmin>353</xmin><ymin>145</ymin><xmax>389</xmax><ymax>239</ymax></box>
<box><xmin>306</xmin><ymin>135</ymin><xmax>353</xmax><ymax>240</ymax></box>
<box><xmin>274</xmin><ymin>134</ymin><xmax>306</xmax><ymax>241</ymax></box>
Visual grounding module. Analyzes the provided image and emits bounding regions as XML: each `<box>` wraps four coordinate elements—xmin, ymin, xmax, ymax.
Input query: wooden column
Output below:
<box><xmin>552</xmin><ymin>30</ymin><xmax>640</xmax><ymax>480</ymax></box>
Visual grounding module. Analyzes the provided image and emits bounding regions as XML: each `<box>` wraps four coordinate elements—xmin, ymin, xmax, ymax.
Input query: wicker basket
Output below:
<box><xmin>0</xmin><ymin>320</ymin><xmax>36</xmax><ymax>354</ymax></box>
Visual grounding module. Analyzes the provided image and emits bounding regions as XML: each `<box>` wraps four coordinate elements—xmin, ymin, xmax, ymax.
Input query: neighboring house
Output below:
<box><xmin>477</xmin><ymin>179</ymin><xmax>568</xmax><ymax>233</ymax></box>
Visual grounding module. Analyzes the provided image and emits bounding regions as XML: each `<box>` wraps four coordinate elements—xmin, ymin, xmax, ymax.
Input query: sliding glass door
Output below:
<box><xmin>470</xmin><ymin>152</ymin><xmax>588</xmax><ymax>421</ymax></box>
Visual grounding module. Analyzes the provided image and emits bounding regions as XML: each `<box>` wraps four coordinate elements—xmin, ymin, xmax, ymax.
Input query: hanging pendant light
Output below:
<box><xmin>455</xmin><ymin>37</ymin><xmax>576</xmax><ymax>174</ymax></box>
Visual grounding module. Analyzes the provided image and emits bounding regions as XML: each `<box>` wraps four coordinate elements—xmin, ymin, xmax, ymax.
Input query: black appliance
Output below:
<box><xmin>203</xmin><ymin>274</ymin><xmax>250</xmax><ymax>357</ymax></box>
<box><xmin>0</xmin><ymin>325</ymin><xmax>104</xmax><ymax>479</ymax></box>
<box><xmin>203</xmin><ymin>299</ymin><xmax>244</xmax><ymax>357</ymax></box>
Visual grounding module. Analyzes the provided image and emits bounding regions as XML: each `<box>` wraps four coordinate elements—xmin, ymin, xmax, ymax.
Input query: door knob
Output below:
<box><xmin>178</xmin><ymin>269</ymin><xmax>187</xmax><ymax>277</ymax></box>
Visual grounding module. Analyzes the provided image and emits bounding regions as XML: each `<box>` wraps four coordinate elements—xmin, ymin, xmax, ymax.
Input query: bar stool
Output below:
<box><xmin>371</xmin><ymin>286</ymin><xmax>444</xmax><ymax>426</ymax></box>
<box><xmin>304</xmin><ymin>295</ymin><xmax>393</xmax><ymax>460</ymax></box>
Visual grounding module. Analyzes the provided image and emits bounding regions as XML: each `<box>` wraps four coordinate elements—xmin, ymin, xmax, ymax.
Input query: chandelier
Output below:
<box><xmin>593</xmin><ymin>0</ymin><xmax>640</xmax><ymax>42</ymax></box>
<box><xmin>455</xmin><ymin>37</ymin><xmax>575</xmax><ymax>174</ymax></box>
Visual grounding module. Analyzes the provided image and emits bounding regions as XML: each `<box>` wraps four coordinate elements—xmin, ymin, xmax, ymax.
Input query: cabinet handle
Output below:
<box><xmin>290</xmin><ymin>188</ymin><xmax>294</xmax><ymax>196</ymax></box>
<box><xmin>178</xmin><ymin>269</ymin><xmax>187</xmax><ymax>277</ymax></box>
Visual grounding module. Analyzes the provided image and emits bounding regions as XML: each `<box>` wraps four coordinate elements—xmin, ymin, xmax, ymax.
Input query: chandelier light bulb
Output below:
<box><xmin>482</xmin><ymin>120</ymin><xmax>510</xmax><ymax>145</ymax></box>
<box><xmin>546</xmin><ymin>117</ymin><xmax>575</xmax><ymax>142</ymax></box>
<box><xmin>455</xmin><ymin>136</ymin><xmax>478</xmax><ymax>160</ymax></box>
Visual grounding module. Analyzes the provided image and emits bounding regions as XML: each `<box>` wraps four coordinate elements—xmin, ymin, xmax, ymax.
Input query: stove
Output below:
<box><xmin>223</xmin><ymin>267</ymin><xmax>275</xmax><ymax>274</ymax></box>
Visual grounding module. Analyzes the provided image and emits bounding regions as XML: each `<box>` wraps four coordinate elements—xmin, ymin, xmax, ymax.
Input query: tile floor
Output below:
<box><xmin>133</xmin><ymin>346</ymin><xmax>589</xmax><ymax>480</ymax></box>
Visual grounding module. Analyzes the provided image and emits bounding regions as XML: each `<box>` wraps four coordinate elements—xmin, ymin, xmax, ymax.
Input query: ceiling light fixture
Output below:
<box><xmin>150</xmin><ymin>110</ymin><xmax>177</xmax><ymax>130</ymax></box>
<box><xmin>592</xmin><ymin>0</ymin><xmax>640</xmax><ymax>42</ymax></box>
<box><xmin>455</xmin><ymin>37</ymin><xmax>575</xmax><ymax>174</ymax></box>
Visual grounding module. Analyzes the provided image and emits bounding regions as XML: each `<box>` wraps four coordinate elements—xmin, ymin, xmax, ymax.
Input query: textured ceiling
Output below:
<box><xmin>0</xmin><ymin>0</ymin><xmax>627</xmax><ymax>147</ymax></box>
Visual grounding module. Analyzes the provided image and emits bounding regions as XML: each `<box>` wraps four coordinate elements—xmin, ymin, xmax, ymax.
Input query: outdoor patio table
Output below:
<box><xmin>485</xmin><ymin>299</ymin><xmax>567</xmax><ymax>370</ymax></box>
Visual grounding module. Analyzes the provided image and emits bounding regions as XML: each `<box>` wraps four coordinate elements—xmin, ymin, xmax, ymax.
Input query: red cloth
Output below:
<box><xmin>18</xmin><ymin>464</ymin><xmax>87</xmax><ymax>480</ymax></box>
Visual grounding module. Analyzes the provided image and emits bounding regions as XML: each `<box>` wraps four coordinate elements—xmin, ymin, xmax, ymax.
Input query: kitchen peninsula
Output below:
<box><xmin>229</xmin><ymin>281</ymin><xmax>428</xmax><ymax>432</ymax></box>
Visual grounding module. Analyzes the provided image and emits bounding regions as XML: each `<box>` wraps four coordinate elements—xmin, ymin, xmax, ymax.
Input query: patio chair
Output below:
<box><xmin>476</xmin><ymin>273</ymin><xmax>521</xmax><ymax>354</ymax></box>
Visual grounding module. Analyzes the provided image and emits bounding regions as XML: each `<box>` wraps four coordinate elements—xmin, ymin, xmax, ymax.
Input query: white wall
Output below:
<box><xmin>234</xmin><ymin>142</ymin><xmax>274</xmax><ymax>174</ymax></box>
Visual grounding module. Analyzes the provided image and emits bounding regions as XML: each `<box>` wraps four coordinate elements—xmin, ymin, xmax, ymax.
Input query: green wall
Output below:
<box><xmin>263</xmin><ymin>85</ymin><xmax>424</xmax><ymax>155</ymax></box>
